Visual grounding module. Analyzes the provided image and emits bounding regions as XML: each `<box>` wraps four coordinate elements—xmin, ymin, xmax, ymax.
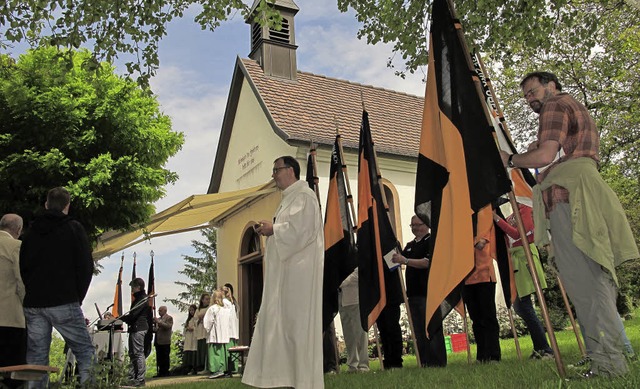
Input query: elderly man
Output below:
<box><xmin>242</xmin><ymin>156</ymin><xmax>324</xmax><ymax>389</ymax></box>
<box><xmin>0</xmin><ymin>214</ymin><xmax>26</xmax><ymax>382</ymax></box>
<box><xmin>154</xmin><ymin>306</ymin><xmax>174</xmax><ymax>377</ymax></box>
<box><xmin>500</xmin><ymin>72</ymin><xmax>639</xmax><ymax>377</ymax></box>
<box><xmin>20</xmin><ymin>187</ymin><xmax>95</xmax><ymax>388</ymax></box>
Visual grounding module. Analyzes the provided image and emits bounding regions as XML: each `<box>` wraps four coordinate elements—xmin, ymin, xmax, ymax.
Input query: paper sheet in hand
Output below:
<box><xmin>384</xmin><ymin>248</ymin><xmax>400</xmax><ymax>271</ymax></box>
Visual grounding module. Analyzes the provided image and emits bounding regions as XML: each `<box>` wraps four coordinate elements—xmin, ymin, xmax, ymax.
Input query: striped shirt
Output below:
<box><xmin>536</xmin><ymin>93</ymin><xmax>599</xmax><ymax>212</ymax></box>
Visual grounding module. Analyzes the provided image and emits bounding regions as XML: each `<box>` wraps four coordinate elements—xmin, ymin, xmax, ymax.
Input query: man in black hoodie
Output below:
<box><xmin>121</xmin><ymin>277</ymin><xmax>152</xmax><ymax>387</ymax></box>
<box><xmin>20</xmin><ymin>187</ymin><xmax>95</xmax><ymax>388</ymax></box>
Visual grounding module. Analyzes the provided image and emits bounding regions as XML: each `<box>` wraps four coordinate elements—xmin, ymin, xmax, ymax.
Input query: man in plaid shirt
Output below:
<box><xmin>499</xmin><ymin>72</ymin><xmax>639</xmax><ymax>378</ymax></box>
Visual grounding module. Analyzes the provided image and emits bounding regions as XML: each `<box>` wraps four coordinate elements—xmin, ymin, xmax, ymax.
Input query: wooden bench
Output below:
<box><xmin>0</xmin><ymin>364</ymin><xmax>59</xmax><ymax>382</ymax></box>
<box><xmin>228</xmin><ymin>346</ymin><xmax>250</xmax><ymax>375</ymax></box>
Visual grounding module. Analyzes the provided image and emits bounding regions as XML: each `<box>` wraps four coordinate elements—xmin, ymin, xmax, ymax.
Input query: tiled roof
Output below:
<box><xmin>241</xmin><ymin>58</ymin><xmax>425</xmax><ymax>157</ymax></box>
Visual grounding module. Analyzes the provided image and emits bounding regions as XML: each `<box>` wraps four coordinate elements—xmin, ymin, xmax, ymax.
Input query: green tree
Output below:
<box><xmin>0</xmin><ymin>47</ymin><xmax>184</xmax><ymax>240</ymax></box>
<box><xmin>165</xmin><ymin>227</ymin><xmax>218</xmax><ymax>312</ymax></box>
<box><xmin>0</xmin><ymin>0</ymin><xmax>281</xmax><ymax>85</ymax></box>
<box><xmin>336</xmin><ymin>1</ymin><xmax>639</xmax><ymax>75</ymax></box>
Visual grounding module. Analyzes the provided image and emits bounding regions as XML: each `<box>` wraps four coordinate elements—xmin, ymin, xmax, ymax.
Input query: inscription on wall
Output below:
<box><xmin>238</xmin><ymin>145</ymin><xmax>260</xmax><ymax>170</ymax></box>
<box><xmin>236</xmin><ymin>145</ymin><xmax>262</xmax><ymax>182</ymax></box>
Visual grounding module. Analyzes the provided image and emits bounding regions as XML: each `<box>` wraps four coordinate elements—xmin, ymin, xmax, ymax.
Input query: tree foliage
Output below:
<box><xmin>165</xmin><ymin>227</ymin><xmax>218</xmax><ymax>313</ymax></box>
<box><xmin>0</xmin><ymin>0</ymin><xmax>281</xmax><ymax>86</ymax></box>
<box><xmin>0</xmin><ymin>46</ymin><xmax>184</xmax><ymax>240</ymax></box>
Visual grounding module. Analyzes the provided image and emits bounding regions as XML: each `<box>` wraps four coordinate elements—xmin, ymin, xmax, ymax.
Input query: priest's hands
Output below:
<box><xmin>254</xmin><ymin>220</ymin><xmax>274</xmax><ymax>236</ymax></box>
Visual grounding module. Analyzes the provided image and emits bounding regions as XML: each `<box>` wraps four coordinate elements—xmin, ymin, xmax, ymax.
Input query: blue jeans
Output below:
<box><xmin>24</xmin><ymin>303</ymin><xmax>95</xmax><ymax>388</ymax></box>
<box><xmin>513</xmin><ymin>294</ymin><xmax>552</xmax><ymax>354</ymax></box>
<box><xmin>128</xmin><ymin>331</ymin><xmax>147</xmax><ymax>385</ymax></box>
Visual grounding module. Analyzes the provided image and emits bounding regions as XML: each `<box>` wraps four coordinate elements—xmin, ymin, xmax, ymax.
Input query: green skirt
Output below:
<box><xmin>207</xmin><ymin>343</ymin><xmax>229</xmax><ymax>374</ymax></box>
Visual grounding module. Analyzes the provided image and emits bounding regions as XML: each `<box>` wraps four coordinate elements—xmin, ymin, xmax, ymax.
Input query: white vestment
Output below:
<box><xmin>203</xmin><ymin>304</ymin><xmax>232</xmax><ymax>344</ymax></box>
<box><xmin>242</xmin><ymin>180</ymin><xmax>324</xmax><ymax>389</ymax></box>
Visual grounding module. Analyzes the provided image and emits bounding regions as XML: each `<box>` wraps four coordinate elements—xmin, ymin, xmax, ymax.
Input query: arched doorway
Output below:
<box><xmin>238</xmin><ymin>224</ymin><xmax>263</xmax><ymax>345</ymax></box>
<box><xmin>381</xmin><ymin>179</ymin><xmax>403</xmax><ymax>243</ymax></box>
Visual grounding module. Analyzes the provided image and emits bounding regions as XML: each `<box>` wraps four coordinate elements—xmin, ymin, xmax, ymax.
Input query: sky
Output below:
<box><xmin>81</xmin><ymin>0</ymin><xmax>427</xmax><ymax>330</ymax></box>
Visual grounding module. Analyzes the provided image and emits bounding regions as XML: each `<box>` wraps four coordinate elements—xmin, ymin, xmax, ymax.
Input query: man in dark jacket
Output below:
<box><xmin>20</xmin><ymin>187</ymin><xmax>95</xmax><ymax>388</ymax></box>
<box><xmin>122</xmin><ymin>277</ymin><xmax>152</xmax><ymax>387</ymax></box>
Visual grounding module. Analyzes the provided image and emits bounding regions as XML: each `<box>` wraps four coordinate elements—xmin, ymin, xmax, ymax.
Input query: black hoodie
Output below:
<box><xmin>19</xmin><ymin>210</ymin><xmax>93</xmax><ymax>308</ymax></box>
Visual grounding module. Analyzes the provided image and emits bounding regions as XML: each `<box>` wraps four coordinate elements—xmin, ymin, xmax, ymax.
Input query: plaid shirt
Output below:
<box><xmin>536</xmin><ymin>93</ymin><xmax>599</xmax><ymax>212</ymax></box>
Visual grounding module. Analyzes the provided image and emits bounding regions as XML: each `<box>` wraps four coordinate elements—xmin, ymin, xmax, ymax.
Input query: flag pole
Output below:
<box><xmin>334</xmin><ymin>124</ymin><xmax>358</xmax><ymax>243</ymax></box>
<box><xmin>507</xmin><ymin>308</ymin><xmax>522</xmax><ymax>360</ymax></box>
<box><xmin>460</xmin><ymin>301</ymin><xmax>472</xmax><ymax>364</ymax></box>
<box><xmin>366</xmin><ymin>122</ymin><xmax>422</xmax><ymax>368</ymax></box>
<box><xmin>471</xmin><ymin>50</ymin><xmax>566</xmax><ymax>376</ymax></box>
<box><xmin>549</xmin><ymin>266</ymin><xmax>587</xmax><ymax>357</ymax></box>
<box><xmin>309</xmin><ymin>140</ymin><xmax>322</xmax><ymax>209</ymax></box>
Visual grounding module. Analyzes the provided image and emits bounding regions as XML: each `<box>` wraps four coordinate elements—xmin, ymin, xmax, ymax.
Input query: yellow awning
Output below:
<box><xmin>92</xmin><ymin>183</ymin><xmax>277</xmax><ymax>259</ymax></box>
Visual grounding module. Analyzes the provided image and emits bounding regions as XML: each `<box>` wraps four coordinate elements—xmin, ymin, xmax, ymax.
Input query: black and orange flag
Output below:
<box><xmin>471</xmin><ymin>50</ymin><xmax>536</xmax><ymax>307</ymax></box>
<box><xmin>111</xmin><ymin>254</ymin><xmax>124</xmax><ymax>318</ymax></box>
<box><xmin>357</xmin><ymin>110</ymin><xmax>402</xmax><ymax>331</ymax></box>
<box><xmin>416</xmin><ymin>0</ymin><xmax>510</xmax><ymax>334</ymax></box>
<box><xmin>131</xmin><ymin>252</ymin><xmax>137</xmax><ymax>299</ymax></box>
<box><xmin>147</xmin><ymin>254</ymin><xmax>156</xmax><ymax>310</ymax></box>
<box><xmin>322</xmin><ymin>135</ymin><xmax>358</xmax><ymax>331</ymax></box>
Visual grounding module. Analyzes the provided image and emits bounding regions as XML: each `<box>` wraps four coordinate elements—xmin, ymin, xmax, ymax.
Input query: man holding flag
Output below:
<box><xmin>500</xmin><ymin>71</ymin><xmax>639</xmax><ymax>377</ymax></box>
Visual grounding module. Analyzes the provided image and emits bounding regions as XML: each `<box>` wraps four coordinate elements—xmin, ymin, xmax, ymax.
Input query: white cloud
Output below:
<box><xmin>298</xmin><ymin>22</ymin><xmax>426</xmax><ymax>97</ymax></box>
<box><xmin>150</xmin><ymin>66</ymin><xmax>229</xmax><ymax>207</ymax></box>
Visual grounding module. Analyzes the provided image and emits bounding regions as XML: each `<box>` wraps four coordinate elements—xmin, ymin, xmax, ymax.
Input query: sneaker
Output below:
<box><xmin>580</xmin><ymin>370</ymin><xmax>596</xmax><ymax>379</ymax></box>
<box><xmin>568</xmin><ymin>356</ymin><xmax>591</xmax><ymax>368</ymax></box>
<box><xmin>197</xmin><ymin>369</ymin><xmax>209</xmax><ymax>375</ymax></box>
<box><xmin>208</xmin><ymin>372</ymin><xmax>224</xmax><ymax>379</ymax></box>
<box><xmin>533</xmin><ymin>350</ymin><xmax>554</xmax><ymax>360</ymax></box>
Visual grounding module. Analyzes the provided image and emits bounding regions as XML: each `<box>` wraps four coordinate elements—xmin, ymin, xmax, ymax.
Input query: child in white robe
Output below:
<box><xmin>203</xmin><ymin>290</ymin><xmax>232</xmax><ymax>379</ymax></box>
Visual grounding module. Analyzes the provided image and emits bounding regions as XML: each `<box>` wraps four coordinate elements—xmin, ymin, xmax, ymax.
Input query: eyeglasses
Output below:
<box><xmin>272</xmin><ymin>166</ymin><xmax>290</xmax><ymax>174</ymax></box>
<box><xmin>409</xmin><ymin>223</ymin><xmax>425</xmax><ymax>228</ymax></box>
<box><xmin>523</xmin><ymin>85</ymin><xmax>543</xmax><ymax>99</ymax></box>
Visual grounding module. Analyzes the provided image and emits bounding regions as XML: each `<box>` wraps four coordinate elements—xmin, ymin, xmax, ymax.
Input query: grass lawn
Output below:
<box><xmin>148</xmin><ymin>310</ymin><xmax>640</xmax><ymax>389</ymax></box>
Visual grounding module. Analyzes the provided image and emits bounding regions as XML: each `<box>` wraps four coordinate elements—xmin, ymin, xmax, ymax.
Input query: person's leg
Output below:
<box><xmin>463</xmin><ymin>283</ymin><xmax>500</xmax><ymax>362</ymax></box>
<box><xmin>425</xmin><ymin>306</ymin><xmax>447</xmax><ymax>367</ymax></box>
<box><xmin>339</xmin><ymin>303</ymin><xmax>361</xmax><ymax>371</ymax></box>
<box><xmin>208</xmin><ymin>344</ymin><xmax>226</xmax><ymax>376</ymax></box>
<box><xmin>51</xmin><ymin>303</ymin><xmax>95</xmax><ymax>386</ymax></box>
<box><xmin>196</xmin><ymin>338</ymin><xmax>208</xmax><ymax>372</ymax></box>
<box><xmin>23</xmin><ymin>307</ymin><xmax>53</xmax><ymax>389</ymax></box>
<box><xmin>615</xmin><ymin>315</ymin><xmax>635</xmax><ymax>358</ymax></box>
<box><xmin>157</xmin><ymin>343</ymin><xmax>170</xmax><ymax>376</ymax></box>
<box><xmin>322</xmin><ymin>322</ymin><xmax>338</xmax><ymax>373</ymax></box>
<box><xmin>0</xmin><ymin>326</ymin><xmax>27</xmax><ymax>389</ymax></box>
<box><xmin>129</xmin><ymin>330</ymin><xmax>147</xmax><ymax>385</ymax></box>
<box><xmin>408</xmin><ymin>297</ymin><xmax>428</xmax><ymax>367</ymax></box>
<box><xmin>375</xmin><ymin>303</ymin><xmax>403</xmax><ymax>368</ymax></box>
<box><xmin>550</xmin><ymin>203</ymin><xmax>627</xmax><ymax>376</ymax></box>
<box><xmin>0</xmin><ymin>326</ymin><xmax>27</xmax><ymax>366</ymax></box>
<box><xmin>513</xmin><ymin>294</ymin><xmax>552</xmax><ymax>355</ymax></box>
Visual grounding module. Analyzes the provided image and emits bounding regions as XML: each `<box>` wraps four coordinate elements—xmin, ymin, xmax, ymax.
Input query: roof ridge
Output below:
<box><xmin>240</xmin><ymin>57</ymin><xmax>423</xmax><ymax>100</ymax></box>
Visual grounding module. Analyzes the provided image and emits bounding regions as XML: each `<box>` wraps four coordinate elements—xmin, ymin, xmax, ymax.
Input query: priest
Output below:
<box><xmin>242</xmin><ymin>155</ymin><xmax>325</xmax><ymax>389</ymax></box>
